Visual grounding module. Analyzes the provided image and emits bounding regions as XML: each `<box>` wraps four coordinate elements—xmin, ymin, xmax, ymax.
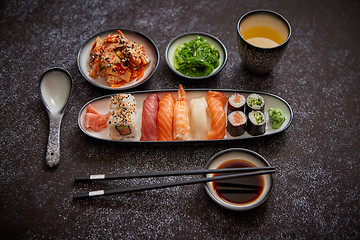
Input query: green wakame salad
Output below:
<box><xmin>174</xmin><ymin>36</ymin><xmax>220</xmax><ymax>77</ymax></box>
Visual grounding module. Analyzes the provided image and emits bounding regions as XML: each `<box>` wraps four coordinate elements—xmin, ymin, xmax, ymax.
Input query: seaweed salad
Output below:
<box><xmin>174</xmin><ymin>36</ymin><xmax>220</xmax><ymax>77</ymax></box>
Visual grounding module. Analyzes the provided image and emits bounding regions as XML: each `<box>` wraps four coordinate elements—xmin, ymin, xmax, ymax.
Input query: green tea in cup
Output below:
<box><xmin>237</xmin><ymin>10</ymin><xmax>291</xmax><ymax>74</ymax></box>
<box><xmin>242</xmin><ymin>26</ymin><xmax>285</xmax><ymax>48</ymax></box>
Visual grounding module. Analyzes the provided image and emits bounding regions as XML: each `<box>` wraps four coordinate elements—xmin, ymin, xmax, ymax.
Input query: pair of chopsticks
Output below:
<box><xmin>73</xmin><ymin>167</ymin><xmax>275</xmax><ymax>200</ymax></box>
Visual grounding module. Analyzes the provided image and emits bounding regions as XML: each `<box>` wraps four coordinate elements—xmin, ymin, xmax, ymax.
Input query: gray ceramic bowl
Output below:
<box><xmin>166</xmin><ymin>32</ymin><xmax>227</xmax><ymax>79</ymax></box>
<box><xmin>204</xmin><ymin>148</ymin><xmax>274</xmax><ymax>211</ymax></box>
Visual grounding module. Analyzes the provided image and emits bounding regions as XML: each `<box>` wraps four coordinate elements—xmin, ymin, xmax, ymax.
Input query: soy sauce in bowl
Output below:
<box><xmin>213</xmin><ymin>159</ymin><xmax>265</xmax><ymax>204</ymax></box>
<box><xmin>205</xmin><ymin>148</ymin><xmax>274</xmax><ymax>211</ymax></box>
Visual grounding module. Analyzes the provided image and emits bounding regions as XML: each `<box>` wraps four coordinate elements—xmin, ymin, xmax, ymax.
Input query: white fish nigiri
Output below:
<box><xmin>189</xmin><ymin>97</ymin><xmax>209</xmax><ymax>140</ymax></box>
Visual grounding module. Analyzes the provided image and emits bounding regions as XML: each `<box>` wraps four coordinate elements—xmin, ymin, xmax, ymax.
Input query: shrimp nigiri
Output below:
<box><xmin>173</xmin><ymin>85</ymin><xmax>190</xmax><ymax>140</ymax></box>
<box><xmin>157</xmin><ymin>93</ymin><xmax>175</xmax><ymax>141</ymax></box>
<box><xmin>206</xmin><ymin>91</ymin><xmax>227</xmax><ymax>140</ymax></box>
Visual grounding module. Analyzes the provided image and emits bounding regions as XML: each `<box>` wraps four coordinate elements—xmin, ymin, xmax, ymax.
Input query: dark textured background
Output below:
<box><xmin>1</xmin><ymin>0</ymin><xmax>359</xmax><ymax>239</ymax></box>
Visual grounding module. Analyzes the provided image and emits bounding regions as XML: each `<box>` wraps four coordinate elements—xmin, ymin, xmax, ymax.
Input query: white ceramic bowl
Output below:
<box><xmin>204</xmin><ymin>148</ymin><xmax>274</xmax><ymax>211</ymax></box>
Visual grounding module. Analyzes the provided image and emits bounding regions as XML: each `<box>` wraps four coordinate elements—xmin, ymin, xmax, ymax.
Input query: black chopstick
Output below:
<box><xmin>74</xmin><ymin>167</ymin><xmax>275</xmax><ymax>182</ymax></box>
<box><xmin>73</xmin><ymin>169</ymin><xmax>275</xmax><ymax>200</ymax></box>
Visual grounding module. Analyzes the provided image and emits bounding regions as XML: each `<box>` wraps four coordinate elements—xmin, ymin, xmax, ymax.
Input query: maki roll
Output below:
<box><xmin>109</xmin><ymin>108</ymin><xmax>136</xmax><ymax>140</ymax></box>
<box><xmin>227</xmin><ymin>111</ymin><xmax>247</xmax><ymax>136</ymax></box>
<box><xmin>227</xmin><ymin>93</ymin><xmax>246</xmax><ymax>113</ymax></box>
<box><xmin>247</xmin><ymin>111</ymin><xmax>266</xmax><ymax>136</ymax></box>
<box><xmin>246</xmin><ymin>93</ymin><xmax>265</xmax><ymax>115</ymax></box>
<box><xmin>109</xmin><ymin>93</ymin><xmax>136</xmax><ymax>140</ymax></box>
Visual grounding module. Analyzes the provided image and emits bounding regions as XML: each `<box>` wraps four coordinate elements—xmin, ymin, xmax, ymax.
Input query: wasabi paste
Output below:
<box><xmin>268</xmin><ymin>108</ymin><xmax>286</xmax><ymax>129</ymax></box>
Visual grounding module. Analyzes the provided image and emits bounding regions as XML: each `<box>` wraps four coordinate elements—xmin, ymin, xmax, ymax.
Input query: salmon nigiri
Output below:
<box><xmin>173</xmin><ymin>84</ymin><xmax>190</xmax><ymax>140</ymax></box>
<box><xmin>157</xmin><ymin>93</ymin><xmax>175</xmax><ymax>141</ymax></box>
<box><xmin>206</xmin><ymin>91</ymin><xmax>227</xmax><ymax>140</ymax></box>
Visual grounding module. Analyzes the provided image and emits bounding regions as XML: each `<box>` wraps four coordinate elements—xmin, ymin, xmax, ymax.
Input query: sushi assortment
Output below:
<box><xmin>80</xmin><ymin>88</ymin><xmax>289</xmax><ymax>141</ymax></box>
<box><xmin>140</xmin><ymin>85</ymin><xmax>227</xmax><ymax>141</ymax></box>
<box><xmin>226</xmin><ymin>93</ymin><xmax>267</xmax><ymax>137</ymax></box>
<box><xmin>78</xmin><ymin>30</ymin><xmax>291</xmax><ymax>142</ymax></box>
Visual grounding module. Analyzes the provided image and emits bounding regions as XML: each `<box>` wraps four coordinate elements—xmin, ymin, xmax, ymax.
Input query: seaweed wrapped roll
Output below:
<box><xmin>247</xmin><ymin>111</ymin><xmax>266</xmax><ymax>136</ymax></box>
<box><xmin>227</xmin><ymin>111</ymin><xmax>247</xmax><ymax>136</ymax></box>
<box><xmin>227</xmin><ymin>93</ymin><xmax>246</xmax><ymax>113</ymax></box>
<box><xmin>246</xmin><ymin>93</ymin><xmax>265</xmax><ymax>115</ymax></box>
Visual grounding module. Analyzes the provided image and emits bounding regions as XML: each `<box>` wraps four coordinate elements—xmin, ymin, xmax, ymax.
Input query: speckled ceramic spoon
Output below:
<box><xmin>40</xmin><ymin>68</ymin><xmax>72</xmax><ymax>167</ymax></box>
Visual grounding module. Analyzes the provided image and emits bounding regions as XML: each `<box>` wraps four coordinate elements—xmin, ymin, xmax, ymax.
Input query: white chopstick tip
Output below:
<box><xmin>89</xmin><ymin>190</ymin><xmax>104</xmax><ymax>197</ymax></box>
<box><xmin>90</xmin><ymin>174</ymin><xmax>105</xmax><ymax>180</ymax></box>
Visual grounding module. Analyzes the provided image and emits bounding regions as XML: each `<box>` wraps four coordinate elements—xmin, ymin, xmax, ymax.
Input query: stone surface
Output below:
<box><xmin>1</xmin><ymin>0</ymin><xmax>359</xmax><ymax>239</ymax></box>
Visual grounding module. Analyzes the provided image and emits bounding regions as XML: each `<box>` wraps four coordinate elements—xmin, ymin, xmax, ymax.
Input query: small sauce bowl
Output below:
<box><xmin>204</xmin><ymin>148</ymin><xmax>274</xmax><ymax>211</ymax></box>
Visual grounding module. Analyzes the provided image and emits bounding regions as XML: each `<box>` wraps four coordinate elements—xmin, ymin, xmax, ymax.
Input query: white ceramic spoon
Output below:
<box><xmin>40</xmin><ymin>68</ymin><xmax>72</xmax><ymax>167</ymax></box>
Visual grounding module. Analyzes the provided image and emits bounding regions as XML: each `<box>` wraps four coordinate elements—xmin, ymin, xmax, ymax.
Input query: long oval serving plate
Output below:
<box><xmin>78</xmin><ymin>89</ymin><xmax>293</xmax><ymax>142</ymax></box>
<box><xmin>77</xmin><ymin>29</ymin><xmax>160</xmax><ymax>90</ymax></box>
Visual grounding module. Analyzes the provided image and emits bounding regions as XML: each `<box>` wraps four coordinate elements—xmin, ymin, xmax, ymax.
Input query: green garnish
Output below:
<box><xmin>174</xmin><ymin>36</ymin><xmax>220</xmax><ymax>77</ymax></box>
<box><xmin>268</xmin><ymin>108</ymin><xmax>286</xmax><ymax>129</ymax></box>
<box><xmin>253</xmin><ymin>112</ymin><xmax>264</xmax><ymax>124</ymax></box>
<box><xmin>248</xmin><ymin>97</ymin><xmax>263</xmax><ymax>107</ymax></box>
